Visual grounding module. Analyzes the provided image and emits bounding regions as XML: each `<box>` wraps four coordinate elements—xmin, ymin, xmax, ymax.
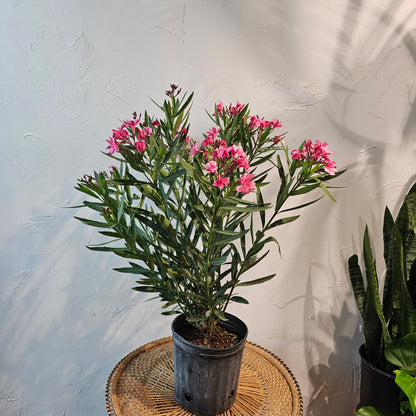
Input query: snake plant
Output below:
<box><xmin>348</xmin><ymin>182</ymin><xmax>416</xmax><ymax>371</ymax></box>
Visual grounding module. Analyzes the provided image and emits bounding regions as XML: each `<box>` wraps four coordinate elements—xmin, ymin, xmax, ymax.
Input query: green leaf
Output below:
<box><xmin>385</xmin><ymin>333</ymin><xmax>416</xmax><ymax>374</ymax></box>
<box><xmin>230</xmin><ymin>296</ymin><xmax>249</xmax><ymax>304</ymax></box>
<box><xmin>214</xmin><ymin>309</ymin><xmax>227</xmax><ymax>321</ymax></box>
<box><xmin>319</xmin><ymin>181</ymin><xmax>336</xmax><ymax>202</ymax></box>
<box><xmin>394</xmin><ymin>370</ymin><xmax>416</xmax><ymax>415</ymax></box>
<box><xmin>161</xmin><ymin>310</ymin><xmax>181</xmax><ymax>316</ymax></box>
<box><xmin>117</xmin><ymin>191</ymin><xmax>125</xmax><ymax>222</ymax></box>
<box><xmin>266</xmin><ymin>215</ymin><xmax>300</xmax><ymax>230</ymax></box>
<box><xmin>355</xmin><ymin>406</ymin><xmax>397</xmax><ymax>416</ymax></box>
<box><xmin>74</xmin><ymin>216</ymin><xmax>111</xmax><ymax>228</ymax></box>
<box><xmin>290</xmin><ymin>183</ymin><xmax>321</xmax><ymax>196</ymax></box>
<box><xmin>238</xmin><ymin>274</ymin><xmax>275</xmax><ymax>287</ymax></box>
<box><xmin>160</xmin><ymin>168</ymin><xmax>186</xmax><ymax>183</ymax></box>
<box><xmin>113</xmin><ymin>265</ymin><xmax>156</xmax><ymax>278</ymax></box>
<box><xmin>82</xmin><ymin>200</ymin><xmax>104</xmax><ymax>212</ymax></box>
<box><xmin>132</xmin><ymin>286</ymin><xmax>160</xmax><ymax>293</ymax></box>
<box><xmin>218</xmin><ymin>204</ymin><xmax>267</xmax><ymax>213</ymax></box>
<box><xmin>210</xmin><ymin>255</ymin><xmax>228</xmax><ymax>266</ymax></box>
<box><xmin>75</xmin><ymin>183</ymin><xmax>100</xmax><ymax>199</ymax></box>
<box><xmin>279</xmin><ymin>196</ymin><xmax>323</xmax><ymax>214</ymax></box>
<box><xmin>348</xmin><ymin>254</ymin><xmax>366</xmax><ymax>316</ymax></box>
<box><xmin>212</xmin><ymin>229</ymin><xmax>250</xmax><ymax>245</ymax></box>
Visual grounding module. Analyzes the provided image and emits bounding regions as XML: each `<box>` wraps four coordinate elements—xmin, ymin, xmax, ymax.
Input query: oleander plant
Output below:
<box><xmin>75</xmin><ymin>84</ymin><xmax>342</xmax><ymax>344</ymax></box>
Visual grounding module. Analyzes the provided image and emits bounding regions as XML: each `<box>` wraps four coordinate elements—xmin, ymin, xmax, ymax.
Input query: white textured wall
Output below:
<box><xmin>1</xmin><ymin>1</ymin><xmax>416</xmax><ymax>415</ymax></box>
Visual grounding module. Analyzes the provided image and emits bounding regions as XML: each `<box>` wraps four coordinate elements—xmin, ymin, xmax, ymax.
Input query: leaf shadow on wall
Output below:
<box><xmin>305</xmin><ymin>0</ymin><xmax>416</xmax><ymax>415</ymax></box>
<box><xmin>304</xmin><ymin>268</ymin><xmax>363</xmax><ymax>416</ymax></box>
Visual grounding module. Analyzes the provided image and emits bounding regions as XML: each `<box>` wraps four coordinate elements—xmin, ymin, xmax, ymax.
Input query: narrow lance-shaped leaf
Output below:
<box><xmin>238</xmin><ymin>274</ymin><xmax>276</xmax><ymax>287</ymax></box>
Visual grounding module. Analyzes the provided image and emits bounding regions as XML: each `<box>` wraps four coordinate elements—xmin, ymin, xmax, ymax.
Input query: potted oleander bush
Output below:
<box><xmin>75</xmin><ymin>85</ymin><xmax>341</xmax><ymax>415</ymax></box>
<box><xmin>348</xmin><ymin>182</ymin><xmax>416</xmax><ymax>414</ymax></box>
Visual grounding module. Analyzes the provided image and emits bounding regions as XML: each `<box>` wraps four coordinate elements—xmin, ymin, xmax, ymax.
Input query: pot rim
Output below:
<box><xmin>171</xmin><ymin>312</ymin><xmax>248</xmax><ymax>356</ymax></box>
<box><xmin>358</xmin><ymin>343</ymin><xmax>395</xmax><ymax>379</ymax></box>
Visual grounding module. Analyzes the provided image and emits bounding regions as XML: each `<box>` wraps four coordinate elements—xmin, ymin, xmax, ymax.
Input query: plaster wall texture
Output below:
<box><xmin>1</xmin><ymin>0</ymin><xmax>416</xmax><ymax>415</ymax></box>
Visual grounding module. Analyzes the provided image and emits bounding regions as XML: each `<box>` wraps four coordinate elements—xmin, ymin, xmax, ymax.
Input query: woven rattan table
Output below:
<box><xmin>106</xmin><ymin>337</ymin><xmax>303</xmax><ymax>416</ymax></box>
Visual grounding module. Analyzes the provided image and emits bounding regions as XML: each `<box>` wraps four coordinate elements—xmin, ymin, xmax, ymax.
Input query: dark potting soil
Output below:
<box><xmin>179</xmin><ymin>324</ymin><xmax>239</xmax><ymax>349</ymax></box>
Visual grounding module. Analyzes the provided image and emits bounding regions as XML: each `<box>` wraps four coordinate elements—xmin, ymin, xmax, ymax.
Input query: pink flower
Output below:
<box><xmin>112</xmin><ymin>126</ymin><xmax>128</xmax><ymax>141</ymax></box>
<box><xmin>229</xmin><ymin>145</ymin><xmax>246</xmax><ymax>159</ymax></box>
<box><xmin>270</xmin><ymin>118</ymin><xmax>282</xmax><ymax>129</ymax></box>
<box><xmin>236</xmin><ymin>173</ymin><xmax>256</xmax><ymax>194</ymax></box>
<box><xmin>229</xmin><ymin>102</ymin><xmax>244</xmax><ymax>116</ymax></box>
<box><xmin>151</xmin><ymin>119</ymin><xmax>160</xmax><ymax>127</ymax></box>
<box><xmin>216</xmin><ymin>101</ymin><xmax>223</xmax><ymax>114</ymax></box>
<box><xmin>291</xmin><ymin>140</ymin><xmax>337</xmax><ymax>174</ymax></box>
<box><xmin>122</xmin><ymin>118</ymin><xmax>140</xmax><ymax>131</ymax></box>
<box><xmin>143</xmin><ymin>126</ymin><xmax>153</xmax><ymax>137</ymax></box>
<box><xmin>237</xmin><ymin>156</ymin><xmax>250</xmax><ymax>171</ymax></box>
<box><xmin>249</xmin><ymin>116</ymin><xmax>263</xmax><ymax>129</ymax></box>
<box><xmin>208</xmin><ymin>126</ymin><xmax>220</xmax><ymax>139</ymax></box>
<box><xmin>106</xmin><ymin>137</ymin><xmax>119</xmax><ymax>154</ymax></box>
<box><xmin>291</xmin><ymin>149</ymin><xmax>302</xmax><ymax>160</ymax></box>
<box><xmin>324</xmin><ymin>159</ymin><xmax>337</xmax><ymax>175</ymax></box>
<box><xmin>189</xmin><ymin>143</ymin><xmax>201</xmax><ymax>156</ymax></box>
<box><xmin>135</xmin><ymin>140</ymin><xmax>146</xmax><ymax>152</ymax></box>
<box><xmin>213</xmin><ymin>175</ymin><xmax>230</xmax><ymax>190</ymax></box>
<box><xmin>201</xmin><ymin>136</ymin><xmax>213</xmax><ymax>147</ymax></box>
<box><xmin>273</xmin><ymin>135</ymin><xmax>282</xmax><ymax>143</ymax></box>
<box><xmin>205</xmin><ymin>161</ymin><xmax>218</xmax><ymax>174</ymax></box>
<box><xmin>216</xmin><ymin>143</ymin><xmax>230</xmax><ymax>159</ymax></box>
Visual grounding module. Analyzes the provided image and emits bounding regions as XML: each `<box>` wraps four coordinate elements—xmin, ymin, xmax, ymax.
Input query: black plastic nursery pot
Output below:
<box><xmin>171</xmin><ymin>313</ymin><xmax>248</xmax><ymax>416</ymax></box>
<box><xmin>358</xmin><ymin>344</ymin><xmax>400</xmax><ymax>414</ymax></box>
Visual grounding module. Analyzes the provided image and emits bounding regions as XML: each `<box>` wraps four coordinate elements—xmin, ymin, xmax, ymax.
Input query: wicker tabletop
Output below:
<box><xmin>106</xmin><ymin>337</ymin><xmax>303</xmax><ymax>416</ymax></box>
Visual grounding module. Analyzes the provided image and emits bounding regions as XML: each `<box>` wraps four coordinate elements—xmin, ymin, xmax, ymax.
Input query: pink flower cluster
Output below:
<box><xmin>189</xmin><ymin>126</ymin><xmax>255</xmax><ymax>194</ymax></box>
<box><xmin>215</xmin><ymin>101</ymin><xmax>245</xmax><ymax>117</ymax></box>
<box><xmin>106</xmin><ymin>118</ymin><xmax>158</xmax><ymax>155</ymax></box>
<box><xmin>291</xmin><ymin>140</ymin><xmax>337</xmax><ymax>175</ymax></box>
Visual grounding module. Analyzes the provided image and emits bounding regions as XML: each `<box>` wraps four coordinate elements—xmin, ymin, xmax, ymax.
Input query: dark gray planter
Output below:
<box><xmin>358</xmin><ymin>344</ymin><xmax>400</xmax><ymax>413</ymax></box>
<box><xmin>171</xmin><ymin>313</ymin><xmax>248</xmax><ymax>416</ymax></box>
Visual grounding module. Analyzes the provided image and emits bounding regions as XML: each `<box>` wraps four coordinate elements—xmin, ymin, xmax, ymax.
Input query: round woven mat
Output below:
<box><xmin>106</xmin><ymin>337</ymin><xmax>303</xmax><ymax>416</ymax></box>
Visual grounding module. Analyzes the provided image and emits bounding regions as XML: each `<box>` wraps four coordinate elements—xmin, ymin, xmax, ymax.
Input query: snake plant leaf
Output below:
<box><xmin>385</xmin><ymin>333</ymin><xmax>416</xmax><ymax>374</ymax></box>
<box><xmin>394</xmin><ymin>369</ymin><xmax>416</xmax><ymax>415</ymax></box>
<box><xmin>348</xmin><ymin>254</ymin><xmax>366</xmax><ymax>316</ymax></box>
<box><xmin>362</xmin><ymin>226</ymin><xmax>390</xmax><ymax>365</ymax></box>
<box><xmin>383</xmin><ymin>207</ymin><xmax>395</xmax><ymax>321</ymax></box>
<box><xmin>390</xmin><ymin>224</ymin><xmax>416</xmax><ymax>339</ymax></box>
